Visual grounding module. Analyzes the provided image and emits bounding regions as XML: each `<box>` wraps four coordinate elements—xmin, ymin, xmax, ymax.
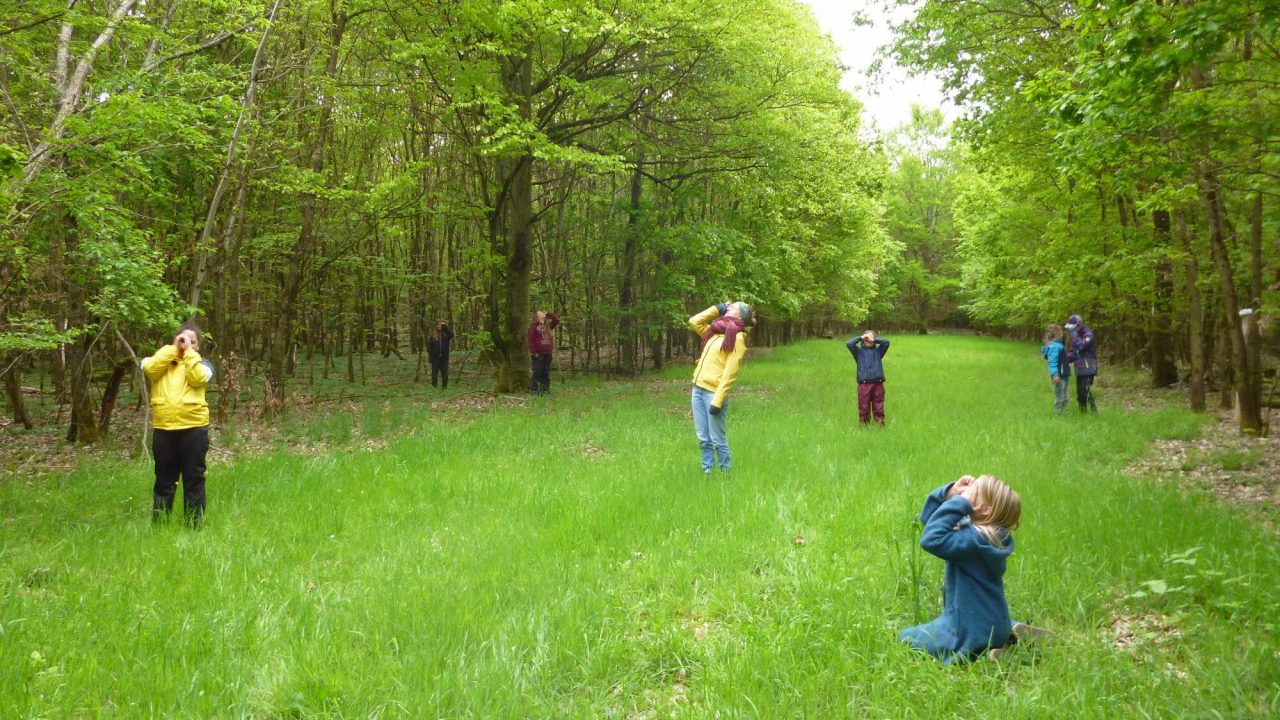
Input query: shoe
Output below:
<box><xmin>989</xmin><ymin>623</ymin><xmax>1051</xmax><ymax>661</ymax></box>
<box><xmin>1011</xmin><ymin>622</ymin><xmax>1052</xmax><ymax>642</ymax></box>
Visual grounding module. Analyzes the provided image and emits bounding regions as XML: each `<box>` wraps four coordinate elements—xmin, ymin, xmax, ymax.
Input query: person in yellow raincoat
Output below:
<box><xmin>141</xmin><ymin>324</ymin><xmax>214</xmax><ymax>526</ymax></box>
<box><xmin>688</xmin><ymin>301</ymin><xmax>753</xmax><ymax>474</ymax></box>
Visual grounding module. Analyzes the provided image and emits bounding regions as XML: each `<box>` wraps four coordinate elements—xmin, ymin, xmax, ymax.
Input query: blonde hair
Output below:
<box><xmin>1043</xmin><ymin>324</ymin><xmax>1063</xmax><ymax>343</ymax></box>
<box><xmin>972</xmin><ymin>475</ymin><xmax>1021</xmax><ymax>548</ymax></box>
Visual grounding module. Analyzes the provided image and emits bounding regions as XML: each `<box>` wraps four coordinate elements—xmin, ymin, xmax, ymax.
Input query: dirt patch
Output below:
<box><xmin>1107</xmin><ymin>612</ymin><xmax>1185</xmax><ymax>652</ymax></box>
<box><xmin>1126</xmin><ymin>413</ymin><xmax>1280</xmax><ymax>531</ymax></box>
<box><xmin>1108</xmin><ymin>367</ymin><xmax>1280</xmax><ymax>531</ymax></box>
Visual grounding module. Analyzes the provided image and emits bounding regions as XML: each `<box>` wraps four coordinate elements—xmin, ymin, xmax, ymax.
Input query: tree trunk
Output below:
<box><xmin>1199</xmin><ymin>170</ymin><xmax>1261</xmax><ymax>433</ymax></box>
<box><xmin>65</xmin><ymin>333</ymin><xmax>98</xmax><ymax>443</ymax></box>
<box><xmin>1174</xmin><ymin>210</ymin><xmax>1206</xmax><ymax>412</ymax></box>
<box><xmin>98</xmin><ymin>357</ymin><xmax>133</xmax><ymax>437</ymax></box>
<box><xmin>266</xmin><ymin>5</ymin><xmax>347</xmax><ymax>417</ymax></box>
<box><xmin>494</xmin><ymin>49</ymin><xmax>534</xmax><ymax>393</ymax></box>
<box><xmin>618</xmin><ymin>152</ymin><xmax>644</xmax><ymax>376</ymax></box>
<box><xmin>2</xmin><ymin>356</ymin><xmax>34</xmax><ymax>430</ymax></box>
<box><xmin>1148</xmin><ymin>209</ymin><xmax>1179</xmax><ymax>387</ymax></box>
<box><xmin>189</xmin><ymin>0</ymin><xmax>285</xmax><ymax>312</ymax></box>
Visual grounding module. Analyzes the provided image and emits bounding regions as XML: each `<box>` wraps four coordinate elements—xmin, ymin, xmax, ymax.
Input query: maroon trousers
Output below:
<box><xmin>857</xmin><ymin>382</ymin><xmax>885</xmax><ymax>424</ymax></box>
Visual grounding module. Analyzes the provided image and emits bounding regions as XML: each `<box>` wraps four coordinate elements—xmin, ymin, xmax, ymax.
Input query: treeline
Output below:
<box><xmin>0</xmin><ymin>0</ymin><xmax>886</xmax><ymax>441</ymax></box>
<box><xmin>879</xmin><ymin>0</ymin><xmax>1279</xmax><ymax>434</ymax></box>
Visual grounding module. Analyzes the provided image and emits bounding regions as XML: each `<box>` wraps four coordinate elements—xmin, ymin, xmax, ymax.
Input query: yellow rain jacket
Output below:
<box><xmin>689</xmin><ymin>305</ymin><xmax>747</xmax><ymax>409</ymax></box>
<box><xmin>141</xmin><ymin>345</ymin><xmax>214</xmax><ymax>430</ymax></box>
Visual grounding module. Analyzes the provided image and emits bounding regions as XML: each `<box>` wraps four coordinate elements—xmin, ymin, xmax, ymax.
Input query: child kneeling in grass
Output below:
<box><xmin>900</xmin><ymin>475</ymin><xmax>1047</xmax><ymax>664</ymax></box>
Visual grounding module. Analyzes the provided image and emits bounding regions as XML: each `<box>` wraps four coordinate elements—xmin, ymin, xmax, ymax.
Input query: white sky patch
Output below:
<box><xmin>798</xmin><ymin>0</ymin><xmax>954</xmax><ymax>133</ymax></box>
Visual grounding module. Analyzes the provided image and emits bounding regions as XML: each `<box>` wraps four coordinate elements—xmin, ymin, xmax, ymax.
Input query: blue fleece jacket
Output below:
<box><xmin>899</xmin><ymin>483</ymin><xmax>1014</xmax><ymax>665</ymax></box>
<box><xmin>846</xmin><ymin>337</ymin><xmax>890</xmax><ymax>383</ymax></box>
<box><xmin>1040</xmin><ymin>340</ymin><xmax>1069</xmax><ymax>378</ymax></box>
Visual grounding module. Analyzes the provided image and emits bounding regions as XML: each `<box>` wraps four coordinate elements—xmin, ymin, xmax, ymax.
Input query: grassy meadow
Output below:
<box><xmin>2</xmin><ymin>335</ymin><xmax>1278</xmax><ymax>718</ymax></box>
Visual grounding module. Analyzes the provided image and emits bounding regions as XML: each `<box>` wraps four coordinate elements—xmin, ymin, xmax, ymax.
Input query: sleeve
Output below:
<box><xmin>877</xmin><ymin>338</ymin><xmax>890</xmax><ymax>357</ymax></box>
<box><xmin>546</xmin><ymin>313</ymin><xmax>560</xmax><ymax>330</ymax></box>
<box><xmin>710</xmin><ymin>343</ymin><xmax>746</xmax><ymax>408</ymax></box>
<box><xmin>1042</xmin><ymin>345</ymin><xmax>1055</xmax><ymax>375</ymax></box>
<box><xmin>1077</xmin><ymin>329</ymin><xmax>1095</xmax><ymax>354</ymax></box>
<box><xmin>687</xmin><ymin>305</ymin><xmax>724</xmax><ymax>336</ymax></box>
<box><xmin>919</xmin><ymin>496</ymin><xmax>984</xmax><ymax>561</ymax></box>
<box><xmin>445</xmin><ymin>326</ymin><xmax>455</xmax><ymax>341</ymax></box>
<box><xmin>918</xmin><ymin>483</ymin><xmax>954</xmax><ymax>525</ymax></box>
<box><xmin>141</xmin><ymin>345</ymin><xmax>178</xmax><ymax>382</ymax></box>
<box><xmin>846</xmin><ymin>338</ymin><xmax>860</xmax><ymax>358</ymax></box>
<box><xmin>182</xmin><ymin>350</ymin><xmax>212</xmax><ymax>388</ymax></box>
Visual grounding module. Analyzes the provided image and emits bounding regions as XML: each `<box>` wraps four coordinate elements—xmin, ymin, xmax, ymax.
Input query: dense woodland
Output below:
<box><xmin>1</xmin><ymin>0</ymin><xmax>1278</xmax><ymax>443</ymax></box>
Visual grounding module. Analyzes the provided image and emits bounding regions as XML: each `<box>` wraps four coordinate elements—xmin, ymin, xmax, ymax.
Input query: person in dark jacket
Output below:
<box><xmin>527</xmin><ymin>309</ymin><xmax>560</xmax><ymax>396</ymax></box>
<box><xmin>427</xmin><ymin>321</ymin><xmax>454</xmax><ymax>389</ymax></box>
<box><xmin>899</xmin><ymin>474</ymin><xmax>1040</xmax><ymax>664</ymax></box>
<box><xmin>846</xmin><ymin>330</ymin><xmax>890</xmax><ymax>425</ymax></box>
<box><xmin>1064</xmin><ymin>314</ymin><xmax>1098</xmax><ymax>413</ymax></box>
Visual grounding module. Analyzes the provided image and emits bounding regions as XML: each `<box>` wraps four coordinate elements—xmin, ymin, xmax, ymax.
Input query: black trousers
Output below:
<box><xmin>1076</xmin><ymin>374</ymin><xmax>1097</xmax><ymax>412</ymax></box>
<box><xmin>430</xmin><ymin>357</ymin><xmax>449</xmax><ymax>388</ymax></box>
<box><xmin>153</xmin><ymin>425</ymin><xmax>210</xmax><ymax>525</ymax></box>
<box><xmin>530</xmin><ymin>353</ymin><xmax>552</xmax><ymax>395</ymax></box>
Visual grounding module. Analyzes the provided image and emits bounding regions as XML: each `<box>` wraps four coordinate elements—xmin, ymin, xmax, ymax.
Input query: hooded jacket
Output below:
<box><xmin>428</xmin><ymin>325</ymin><xmax>454</xmax><ymax>362</ymax></box>
<box><xmin>141</xmin><ymin>345</ymin><xmax>214</xmax><ymax>430</ymax></box>
<box><xmin>1040</xmin><ymin>339</ymin><xmax>1069</xmax><ymax>378</ymax></box>
<box><xmin>1066</xmin><ymin>316</ymin><xmax>1098</xmax><ymax>377</ymax></box>
<box><xmin>689</xmin><ymin>304</ymin><xmax>746</xmax><ymax>409</ymax></box>
<box><xmin>527</xmin><ymin>313</ymin><xmax>560</xmax><ymax>355</ymax></box>
<box><xmin>847</xmin><ymin>337</ymin><xmax>890</xmax><ymax>383</ymax></box>
<box><xmin>899</xmin><ymin>483</ymin><xmax>1014</xmax><ymax>664</ymax></box>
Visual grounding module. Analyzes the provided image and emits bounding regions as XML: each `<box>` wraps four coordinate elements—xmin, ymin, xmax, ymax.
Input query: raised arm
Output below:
<box><xmin>141</xmin><ymin>344</ymin><xmax>179</xmax><ymax>382</ymax></box>
<box><xmin>917</xmin><ymin>483</ymin><xmax>955</xmax><ymax>525</ymax></box>
<box><xmin>876</xmin><ymin>338</ymin><xmax>890</xmax><ymax>357</ymax></box>
<box><xmin>920</xmin><ymin>497</ymin><xmax>984</xmax><ymax>561</ymax></box>
<box><xmin>546</xmin><ymin>312</ymin><xmax>560</xmax><ymax>330</ymax></box>
<box><xmin>688</xmin><ymin>304</ymin><xmax>727</xmax><ymax>336</ymax></box>
<box><xmin>1075</xmin><ymin>328</ymin><xmax>1094</xmax><ymax>355</ymax></box>
<box><xmin>182</xmin><ymin>350</ymin><xmax>214</xmax><ymax>388</ymax></box>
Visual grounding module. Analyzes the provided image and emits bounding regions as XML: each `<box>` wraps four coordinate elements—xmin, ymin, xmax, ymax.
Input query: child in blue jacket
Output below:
<box><xmin>1040</xmin><ymin>324</ymin><xmax>1070</xmax><ymax>413</ymax></box>
<box><xmin>900</xmin><ymin>474</ymin><xmax>1042</xmax><ymax>664</ymax></box>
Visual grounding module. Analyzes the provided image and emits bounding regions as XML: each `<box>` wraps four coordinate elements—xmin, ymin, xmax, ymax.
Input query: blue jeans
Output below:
<box><xmin>1052</xmin><ymin>377</ymin><xmax>1069</xmax><ymax>413</ymax></box>
<box><xmin>691</xmin><ymin>386</ymin><xmax>729</xmax><ymax>471</ymax></box>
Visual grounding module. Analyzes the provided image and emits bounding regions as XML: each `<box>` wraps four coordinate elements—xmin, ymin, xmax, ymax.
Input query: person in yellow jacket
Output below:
<box><xmin>141</xmin><ymin>324</ymin><xmax>214</xmax><ymax>526</ymax></box>
<box><xmin>688</xmin><ymin>301</ymin><xmax>754</xmax><ymax>474</ymax></box>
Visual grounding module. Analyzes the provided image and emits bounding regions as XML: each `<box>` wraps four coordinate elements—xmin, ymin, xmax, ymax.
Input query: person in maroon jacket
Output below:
<box><xmin>527</xmin><ymin>309</ymin><xmax>560</xmax><ymax>396</ymax></box>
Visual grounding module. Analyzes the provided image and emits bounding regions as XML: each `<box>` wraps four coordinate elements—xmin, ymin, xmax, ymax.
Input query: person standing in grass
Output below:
<box><xmin>900</xmin><ymin>474</ymin><xmax>1043</xmax><ymax>664</ymax></box>
<box><xmin>1065</xmin><ymin>314</ymin><xmax>1098</xmax><ymax>413</ymax></box>
<box><xmin>527</xmin><ymin>308</ymin><xmax>560</xmax><ymax>397</ymax></box>
<box><xmin>1040</xmin><ymin>324</ymin><xmax>1070</xmax><ymax>413</ymax></box>
<box><xmin>428</xmin><ymin>321</ymin><xmax>454</xmax><ymax>390</ymax></box>
<box><xmin>688</xmin><ymin>301</ymin><xmax>753</xmax><ymax>474</ymax></box>
<box><xmin>141</xmin><ymin>323</ymin><xmax>214</xmax><ymax>528</ymax></box>
<box><xmin>846</xmin><ymin>330</ymin><xmax>890</xmax><ymax>425</ymax></box>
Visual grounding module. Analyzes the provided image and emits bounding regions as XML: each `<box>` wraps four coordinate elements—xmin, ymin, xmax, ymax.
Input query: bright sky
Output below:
<box><xmin>798</xmin><ymin>0</ymin><xmax>954</xmax><ymax>133</ymax></box>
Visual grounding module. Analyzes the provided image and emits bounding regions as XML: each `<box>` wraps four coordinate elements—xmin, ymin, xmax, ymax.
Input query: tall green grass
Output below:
<box><xmin>2</xmin><ymin>336</ymin><xmax>1277</xmax><ymax>718</ymax></box>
